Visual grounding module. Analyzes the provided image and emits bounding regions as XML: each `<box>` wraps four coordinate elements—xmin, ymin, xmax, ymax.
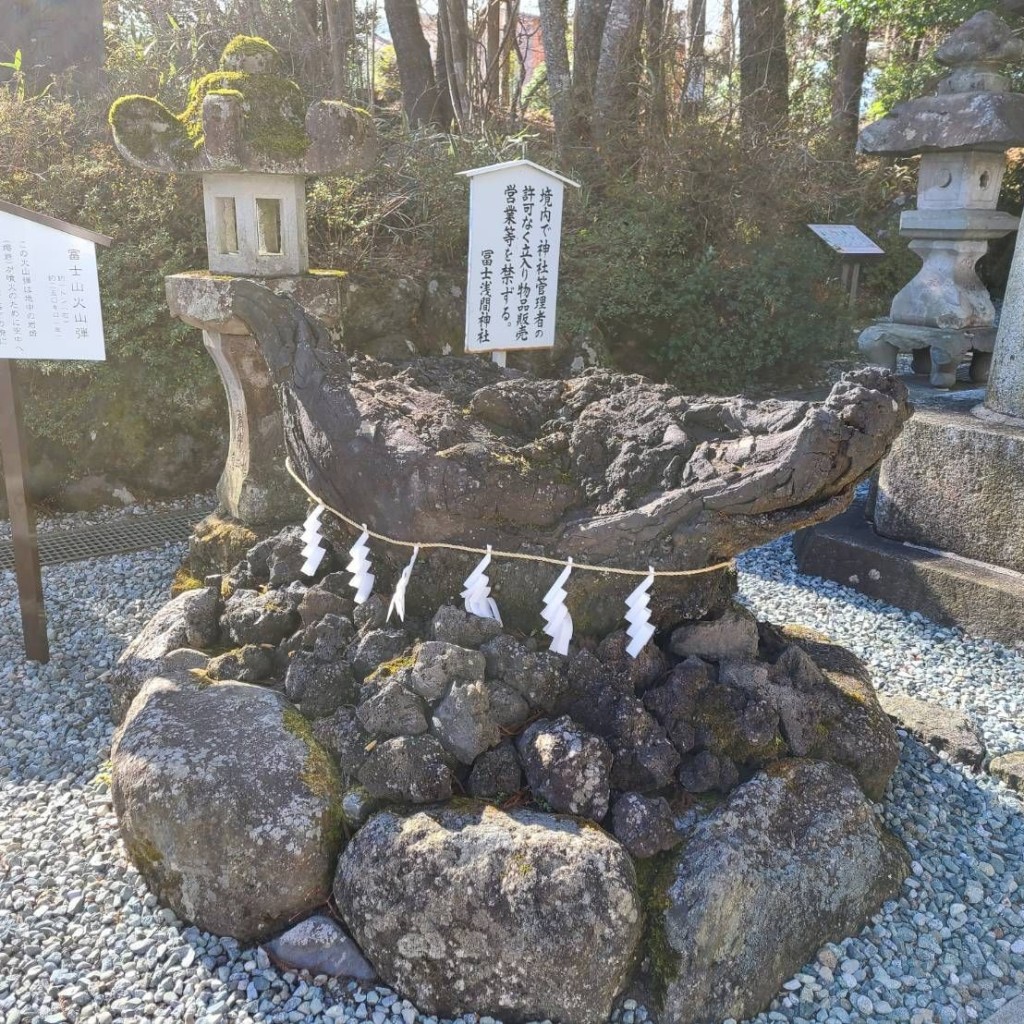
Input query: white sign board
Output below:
<box><xmin>0</xmin><ymin>207</ymin><xmax>106</xmax><ymax>361</ymax></box>
<box><xmin>807</xmin><ymin>223</ymin><xmax>884</xmax><ymax>257</ymax></box>
<box><xmin>460</xmin><ymin>159</ymin><xmax>579</xmax><ymax>355</ymax></box>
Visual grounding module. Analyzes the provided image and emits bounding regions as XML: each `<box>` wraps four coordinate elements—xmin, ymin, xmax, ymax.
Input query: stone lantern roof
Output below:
<box><xmin>858</xmin><ymin>11</ymin><xmax>1024</xmax><ymax>155</ymax></box>
<box><xmin>108</xmin><ymin>35</ymin><xmax>375</xmax><ymax>176</ymax></box>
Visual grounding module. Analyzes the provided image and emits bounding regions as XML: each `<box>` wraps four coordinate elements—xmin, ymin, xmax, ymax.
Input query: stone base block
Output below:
<box><xmin>874</xmin><ymin>390</ymin><xmax>1024</xmax><ymax>573</ymax></box>
<box><xmin>793</xmin><ymin>499</ymin><xmax>1024</xmax><ymax>647</ymax></box>
<box><xmin>859</xmin><ymin>321</ymin><xmax>995</xmax><ymax>387</ymax></box>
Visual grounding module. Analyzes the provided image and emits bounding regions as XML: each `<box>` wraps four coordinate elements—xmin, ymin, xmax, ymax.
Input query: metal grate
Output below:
<box><xmin>0</xmin><ymin>505</ymin><xmax>215</xmax><ymax>571</ymax></box>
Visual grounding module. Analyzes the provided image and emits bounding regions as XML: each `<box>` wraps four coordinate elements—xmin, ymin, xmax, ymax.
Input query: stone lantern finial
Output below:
<box><xmin>858</xmin><ymin>11</ymin><xmax>1024</xmax><ymax>387</ymax></box>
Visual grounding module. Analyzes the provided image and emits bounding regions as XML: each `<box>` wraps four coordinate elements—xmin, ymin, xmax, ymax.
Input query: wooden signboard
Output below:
<box><xmin>0</xmin><ymin>200</ymin><xmax>111</xmax><ymax>662</ymax></box>
<box><xmin>459</xmin><ymin>159</ymin><xmax>580</xmax><ymax>365</ymax></box>
<box><xmin>807</xmin><ymin>223</ymin><xmax>885</xmax><ymax>307</ymax></box>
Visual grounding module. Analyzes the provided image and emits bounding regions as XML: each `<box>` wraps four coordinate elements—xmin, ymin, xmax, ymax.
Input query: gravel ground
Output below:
<box><xmin>1</xmin><ymin>522</ymin><xmax>1023</xmax><ymax>1024</ymax></box>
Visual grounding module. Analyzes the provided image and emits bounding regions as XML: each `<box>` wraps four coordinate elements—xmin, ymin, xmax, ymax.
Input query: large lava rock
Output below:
<box><xmin>111</xmin><ymin>674</ymin><xmax>344</xmax><ymax>943</ymax></box>
<box><xmin>640</xmin><ymin>759</ymin><xmax>909</xmax><ymax>1024</ymax></box>
<box><xmin>229</xmin><ymin>280</ymin><xmax>910</xmax><ymax>634</ymax></box>
<box><xmin>333</xmin><ymin>803</ymin><xmax>642</xmax><ymax>1024</ymax></box>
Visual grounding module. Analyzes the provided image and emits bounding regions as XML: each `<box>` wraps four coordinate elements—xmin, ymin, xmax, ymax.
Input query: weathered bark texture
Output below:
<box><xmin>537</xmin><ymin>0</ymin><xmax>575</xmax><ymax>151</ymax></box>
<box><xmin>383</xmin><ymin>0</ymin><xmax>442</xmax><ymax>126</ymax></box>
<box><xmin>831</xmin><ymin>20</ymin><xmax>869</xmax><ymax>151</ymax></box>
<box><xmin>593</xmin><ymin>0</ymin><xmax>647</xmax><ymax>148</ymax></box>
<box><xmin>738</xmin><ymin>0</ymin><xmax>790</xmax><ymax>133</ymax></box>
<box><xmin>325</xmin><ymin>0</ymin><xmax>358</xmax><ymax>100</ymax></box>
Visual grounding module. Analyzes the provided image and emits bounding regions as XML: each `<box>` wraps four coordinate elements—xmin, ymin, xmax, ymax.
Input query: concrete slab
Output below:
<box><xmin>982</xmin><ymin>992</ymin><xmax>1024</xmax><ymax>1024</ymax></box>
<box><xmin>793</xmin><ymin>497</ymin><xmax>1024</xmax><ymax>648</ymax></box>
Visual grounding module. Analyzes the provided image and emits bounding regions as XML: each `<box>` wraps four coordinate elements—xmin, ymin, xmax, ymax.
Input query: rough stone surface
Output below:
<box><xmin>111</xmin><ymin>675</ymin><xmax>344</xmax><ymax>944</ymax></box>
<box><xmin>221</xmin><ymin>588</ymin><xmax>299</xmax><ymax>646</ymax></box>
<box><xmin>333</xmin><ymin>804</ymin><xmax>642</xmax><ymax>1024</ymax></box>
<box><xmin>669</xmin><ymin>605</ymin><xmax>759</xmax><ymax>661</ymax></box>
<box><xmin>645</xmin><ymin>760</ymin><xmax>909</xmax><ymax>1024</ymax></box>
<box><xmin>356</xmin><ymin>679</ymin><xmax>430</xmax><ymax>738</ymax></box>
<box><xmin>230</xmin><ymin>279</ymin><xmax>910</xmax><ymax>633</ymax></box>
<box><xmin>467</xmin><ymin>743</ymin><xmax>523</xmax><ymax>798</ymax></box>
<box><xmin>108</xmin><ymin>588</ymin><xmax>221</xmax><ymax>724</ymax></box>
<box><xmin>873</xmin><ymin>400</ymin><xmax>1024</xmax><ymax>573</ymax></box>
<box><xmin>356</xmin><ymin>735</ymin><xmax>454</xmax><ymax>804</ymax></box>
<box><xmin>285</xmin><ymin>650</ymin><xmax>359</xmax><ymax>718</ymax></box>
<box><xmin>263</xmin><ymin>914</ymin><xmax>376</xmax><ymax>980</ymax></box>
<box><xmin>610</xmin><ymin>792</ymin><xmax>680</xmax><ymax>859</ymax></box>
<box><xmin>431</xmin><ymin>606</ymin><xmax>503</xmax><ymax>649</ymax></box>
<box><xmin>206</xmin><ymin>644</ymin><xmax>274</xmax><ymax>683</ymax></box>
<box><xmin>311</xmin><ymin>707</ymin><xmax>373</xmax><ymax>777</ymax></box>
<box><xmin>407</xmin><ymin>641</ymin><xmax>486</xmax><ymax>701</ymax></box>
<box><xmin>989</xmin><ymin>751</ymin><xmax>1024</xmax><ymax>793</ymax></box>
<box><xmin>880</xmin><ymin>692</ymin><xmax>987</xmax><ymax>769</ymax></box>
<box><xmin>431</xmin><ymin>681</ymin><xmax>501</xmax><ymax>764</ymax></box>
<box><xmin>517</xmin><ymin>717</ymin><xmax>613</xmax><ymax>819</ymax></box>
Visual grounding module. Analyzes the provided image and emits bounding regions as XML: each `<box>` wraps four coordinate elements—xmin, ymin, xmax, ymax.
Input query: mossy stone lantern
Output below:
<box><xmin>109</xmin><ymin>36</ymin><xmax>375</xmax><ymax>527</ymax></box>
<box><xmin>856</xmin><ymin>12</ymin><xmax>1024</xmax><ymax>388</ymax></box>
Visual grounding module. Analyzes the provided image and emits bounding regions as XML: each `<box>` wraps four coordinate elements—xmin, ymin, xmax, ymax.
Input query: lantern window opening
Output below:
<box><xmin>256</xmin><ymin>198</ymin><xmax>283</xmax><ymax>256</ymax></box>
<box><xmin>215</xmin><ymin>197</ymin><xmax>240</xmax><ymax>255</ymax></box>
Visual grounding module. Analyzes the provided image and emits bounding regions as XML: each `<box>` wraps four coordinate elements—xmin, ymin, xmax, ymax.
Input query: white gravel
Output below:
<box><xmin>1</xmin><ymin>520</ymin><xmax>1023</xmax><ymax>1024</ymax></box>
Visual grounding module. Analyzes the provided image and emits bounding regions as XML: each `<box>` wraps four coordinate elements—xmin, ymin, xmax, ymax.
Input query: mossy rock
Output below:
<box><xmin>109</xmin><ymin>35</ymin><xmax>309</xmax><ymax>171</ymax></box>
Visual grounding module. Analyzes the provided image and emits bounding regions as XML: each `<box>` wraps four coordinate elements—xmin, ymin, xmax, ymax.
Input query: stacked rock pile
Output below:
<box><xmin>108</xmin><ymin>527</ymin><xmax>910</xmax><ymax>1024</ymax></box>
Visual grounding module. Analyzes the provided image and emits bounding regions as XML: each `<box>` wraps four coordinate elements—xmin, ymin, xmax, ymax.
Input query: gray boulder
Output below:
<box><xmin>431</xmin><ymin>682</ymin><xmax>501</xmax><ymax>764</ymax></box>
<box><xmin>467</xmin><ymin>743</ymin><xmax>522</xmax><ymax>798</ymax></box>
<box><xmin>357</xmin><ymin>679</ymin><xmax>430</xmax><ymax>738</ymax></box>
<box><xmin>483</xmin><ymin>635</ymin><xmax>568</xmax><ymax>711</ymax></box>
<box><xmin>431</xmin><ymin>605</ymin><xmax>503</xmax><ymax>648</ymax></box>
<box><xmin>879</xmin><ymin>693</ymin><xmax>987</xmax><ymax>769</ymax></box>
<box><xmin>407</xmin><ymin>641</ymin><xmax>486</xmax><ymax>702</ymax></box>
<box><xmin>286</xmin><ymin>651</ymin><xmax>359</xmax><ymax>718</ymax></box>
<box><xmin>517</xmin><ymin>717</ymin><xmax>613</xmax><ymax>820</ymax></box>
<box><xmin>207</xmin><ymin>644</ymin><xmax>274</xmax><ymax>684</ymax></box>
<box><xmin>643</xmin><ymin>759</ymin><xmax>908</xmax><ymax>1024</ymax></box>
<box><xmin>610</xmin><ymin>792</ymin><xmax>680</xmax><ymax>859</ymax></box>
<box><xmin>108</xmin><ymin>587</ymin><xmax>220</xmax><ymax>723</ymax></box>
<box><xmin>263</xmin><ymin>914</ymin><xmax>376</xmax><ymax>981</ymax></box>
<box><xmin>111</xmin><ymin>676</ymin><xmax>344</xmax><ymax>943</ymax></box>
<box><xmin>221</xmin><ymin>588</ymin><xmax>299</xmax><ymax>646</ymax></box>
<box><xmin>311</xmin><ymin>707</ymin><xmax>373</xmax><ymax>777</ymax></box>
<box><xmin>357</xmin><ymin>735</ymin><xmax>454</xmax><ymax>804</ymax></box>
<box><xmin>349</xmin><ymin>629</ymin><xmax>409</xmax><ymax>680</ymax></box>
<box><xmin>669</xmin><ymin>606</ymin><xmax>759</xmax><ymax>662</ymax></box>
<box><xmin>334</xmin><ymin>804</ymin><xmax>642</xmax><ymax>1024</ymax></box>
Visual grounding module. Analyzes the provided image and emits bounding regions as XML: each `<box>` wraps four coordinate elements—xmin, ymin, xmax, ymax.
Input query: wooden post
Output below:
<box><xmin>0</xmin><ymin>359</ymin><xmax>49</xmax><ymax>663</ymax></box>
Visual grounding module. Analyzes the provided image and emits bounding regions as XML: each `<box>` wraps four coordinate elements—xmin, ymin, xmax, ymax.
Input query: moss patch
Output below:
<box><xmin>171</xmin><ymin>567</ymin><xmax>204</xmax><ymax>597</ymax></box>
<box><xmin>282</xmin><ymin>706</ymin><xmax>346</xmax><ymax>849</ymax></box>
<box><xmin>633</xmin><ymin>848</ymin><xmax>683</xmax><ymax>1005</ymax></box>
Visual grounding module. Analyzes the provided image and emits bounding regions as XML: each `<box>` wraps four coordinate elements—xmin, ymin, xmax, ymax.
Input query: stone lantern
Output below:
<box><xmin>109</xmin><ymin>36</ymin><xmax>375</xmax><ymax>532</ymax></box>
<box><xmin>857</xmin><ymin>11</ymin><xmax>1024</xmax><ymax>388</ymax></box>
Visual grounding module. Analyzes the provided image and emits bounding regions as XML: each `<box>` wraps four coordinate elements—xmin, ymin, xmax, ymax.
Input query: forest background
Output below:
<box><xmin>0</xmin><ymin>0</ymin><xmax>1017</xmax><ymax>506</ymax></box>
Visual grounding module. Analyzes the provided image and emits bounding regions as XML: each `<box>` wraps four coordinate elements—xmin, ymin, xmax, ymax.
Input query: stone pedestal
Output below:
<box><xmin>166</xmin><ymin>271</ymin><xmax>345</xmax><ymax>524</ymax></box>
<box><xmin>795</xmin><ymin>384</ymin><xmax>1024</xmax><ymax>645</ymax></box>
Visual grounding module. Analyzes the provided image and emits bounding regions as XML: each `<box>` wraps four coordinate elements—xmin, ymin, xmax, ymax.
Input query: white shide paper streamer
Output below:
<box><xmin>387</xmin><ymin>545</ymin><xmax>420</xmax><ymax>623</ymax></box>
<box><xmin>462</xmin><ymin>545</ymin><xmax>502</xmax><ymax>623</ymax></box>
<box><xmin>624</xmin><ymin>568</ymin><xmax>656</xmax><ymax>659</ymax></box>
<box><xmin>541</xmin><ymin>559</ymin><xmax>574</xmax><ymax>656</ymax></box>
<box><xmin>347</xmin><ymin>527</ymin><xmax>376</xmax><ymax>605</ymax></box>
<box><xmin>300</xmin><ymin>503</ymin><xmax>328</xmax><ymax>577</ymax></box>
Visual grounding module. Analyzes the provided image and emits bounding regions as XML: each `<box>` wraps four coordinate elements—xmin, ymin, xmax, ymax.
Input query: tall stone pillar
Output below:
<box><xmin>984</xmin><ymin>224</ymin><xmax>1024</xmax><ymax>419</ymax></box>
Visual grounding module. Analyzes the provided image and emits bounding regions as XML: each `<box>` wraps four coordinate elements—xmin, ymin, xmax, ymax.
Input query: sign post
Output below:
<box><xmin>0</xmin><ymin>200</ymin><xmax>110</xmax><ymax>663</ymax></box>
<box><xmin>459</xmin><ymin>159</ymin><xmax>580</xmax><ymax>365</ymax></box>
<box><xmin>807</xmin><ymin>224</ymin><xmax>885</xmax><ymax>308</ymax></box>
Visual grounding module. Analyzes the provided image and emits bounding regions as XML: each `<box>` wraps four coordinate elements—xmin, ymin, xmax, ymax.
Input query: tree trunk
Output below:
<box><xmin>592</xmin><ymin>0</ymin><xmax>647</xmax><ymax>150</ymax></box>
<box><xmin>537</xmin><ymin>0</ymin><xmax>575</xmax><ymax>154</ymax></box>
<box><xmin>646</xmin><ymin>0</ymin><xmax>668</xmax><ymax>139</ymax></box>
<box><xmin>485</xmin><ymin>0</ymin><xmax>501</xmax><ymax>107</ymax></box>
<box><xmin>442</xmin><ymin>0</ymin><xmax>473</xmax><ymax>128</ymax></box>
<box><xmin>737</xmin><ymin>0</ymin><xmax>789</xmax><ymax>135</ymax></box>
<box><xmin>383</xmin><ymin>0</ymin><xmax>442</xmax><ymax>126</ymax></box>
<box><xmin>572</xmin><ymin>0</ymin><xmax>613</xmax><ymax>145</ymax></box>
<box><xmin>831</xmin><ymin>20</ymin><xmax>869</xmax><ymax>151</ymax></box>
<box><xmin>325</xmin><ymin>0</ymin><xmax>358</xmax><ymax>99</ymax></box>
<box><xmin>680</xmin><ymin>0</ymin><xmax>707</xmax><ymax>117</ymax></box>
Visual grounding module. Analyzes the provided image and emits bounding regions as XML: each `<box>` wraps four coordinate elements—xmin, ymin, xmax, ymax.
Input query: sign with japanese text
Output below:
<box><xmin>0</xmin><ymin>206</ymin><xmax>106</xmax><ymax>361</ymax></box>
<box><xmin>460</xmin><ymin>159</ymin><xmax>579</xmax><ymax>355</ymax></box>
